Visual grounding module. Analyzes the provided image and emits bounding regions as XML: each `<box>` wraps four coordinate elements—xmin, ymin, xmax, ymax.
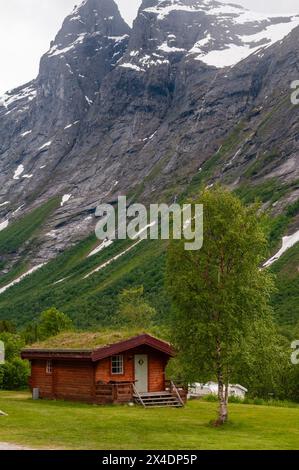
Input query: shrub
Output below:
<box><xmin>0</xmin><ymin>358</ymin><xmax>30</xmax><ymax>390</ymax></box>
<box><xmin>203</xmin><ymin>395</ymin><xmax>218</xmax><ymax>402</ymax></box>
<box><xmin>0</xmin><ymin>332</ymin><xmax>25</xmax><ymax>361</ymax></box>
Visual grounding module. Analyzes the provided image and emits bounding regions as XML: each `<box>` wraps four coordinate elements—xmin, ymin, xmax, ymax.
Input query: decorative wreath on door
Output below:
<box><xmin>138</xmin><ymin>359</ymin><xmax>144</xmax><ymax>366</ymax></box>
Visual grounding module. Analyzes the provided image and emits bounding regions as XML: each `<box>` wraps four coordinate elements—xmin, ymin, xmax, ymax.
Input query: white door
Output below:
<box><xmin>134</xmin><ymin>354</ymin><xmax>148</xmax><ymax>393</ymax></box>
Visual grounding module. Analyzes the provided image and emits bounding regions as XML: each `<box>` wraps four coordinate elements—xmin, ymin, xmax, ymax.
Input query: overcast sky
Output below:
<box><xmin>0</xmin><ymin>0</ymin><xmax>299</xmax><ymax>95</ymax></box>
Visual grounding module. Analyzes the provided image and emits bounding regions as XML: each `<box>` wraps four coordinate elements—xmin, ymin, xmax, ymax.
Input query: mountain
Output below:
<box><xmin>0</xmin><ymin>0</ymin><xmax>130</xmax><ymax>264</ymax></box>
<box><xmin>0</xmin><ymin>0</ymin><xmax>298</xmax><ymax>327</ymax></box>
<box><xmin>122</xmin><ymin>0</ymin><xmax>299</xmax><ymax>69</ymax></box>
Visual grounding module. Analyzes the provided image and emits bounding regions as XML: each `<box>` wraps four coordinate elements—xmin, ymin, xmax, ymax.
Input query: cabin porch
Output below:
<box><xmin>95</xmin><ymin>380</ymin><xmax>187</xmax><ymax>407</ymax></box>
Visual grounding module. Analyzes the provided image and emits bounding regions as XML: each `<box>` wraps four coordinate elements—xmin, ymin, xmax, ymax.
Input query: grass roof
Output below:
<box><xmin>27</xmin><ymin>329</ymin><xmax>155</xmax><ymax>350</ymax></box>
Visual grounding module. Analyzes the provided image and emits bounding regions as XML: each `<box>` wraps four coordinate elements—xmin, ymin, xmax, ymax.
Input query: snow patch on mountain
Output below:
<box><xmin>193</xmin><ymin>16</ymin><xmax>299</xmax><ymax>67</ymax></box>
<box><xmin>47</xmin><ymin>33</ymin><xmax>87</xmax><ymax>57</ymax></box>
<box><xmin>12</xmin><ymin>205</ymin><xmax>25</xmax><ymax>216</ymax></box>
<box><xmin>88</xmin><ymin>239</ymin><xmax>114</xmax><ymax>257</ymax></box>
<box><xmin>143</xmin><ymin>0</ymin><xmax>213</xmax><ymax>19</ymax></box>
<box><xmin>21</xmin><ymin>130</ymin><xmax>32</xmax><ymax>138</ymax></box>
<box><xmin>84</xmin><ymin>241</ymin><xmax>142</xmax><ymax>279</ymax></box>
<box><xmin>0</xmin><ymin>220</ymin><xmax>9</xmax><ymax>232</ymax></box>
<box><xmin>133</xmin><ymin>0</ymin><xmax>299</xmax><ymax>69</ymax></box>
<box><xmin>0</xmin><ymin>85</ymin><xmax>37</xmax><ymax>110</ymax></box>
<box><xmin>85</xmin><ymin>96</ymin><xmax>93</xmax><ymax>105</ymax></box>
<box><xmin>158</xmin><ymin>42</ymin><xmax>186</xmax><ymax>53</ymax></box>
<box><xmin>109</xmin><ymin>35</ymin><xmax>129</xmax><ymax>43</ymax></box>
<box><xmin>264</xmin><ymin>230</ymin><xmax>299</xmax><ymax>267</ymax></box>
<box><xmin>64</xmin><ymin>121</ymin><xmax>80</xmax><ymax>130</ymax></box>
<box><xmin>119</xmin><ymin>63</ymin><xmax>145</xmax><ymax>72</ymax></box>
<box><xmin>0</xmin><ymin>264</ymin><xmax>46</xmax><ymax>295</ymax></box>
<box><xmin>61</xmin><ymin>194</ymin><xmax>72</xmax><ymax>207</ymax></box>
<box><xmin>38</xmin><ymin>141</ymin><xmax>52</xmax><ymax>151</ymax></box>
<box><xmin>13</xmin><ymin>165</ymin><xmax>24</xmax><ymax>180</ymax></box>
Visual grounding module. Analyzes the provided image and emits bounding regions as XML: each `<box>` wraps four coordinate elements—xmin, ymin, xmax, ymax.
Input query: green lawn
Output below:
<box><xmin>0</xmin><ymin>392</ymin><xmax>299</xmax><ymax>450</ymax></box>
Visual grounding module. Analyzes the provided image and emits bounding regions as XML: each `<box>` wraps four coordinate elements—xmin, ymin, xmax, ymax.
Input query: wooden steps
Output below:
<box><xmin>133</xmin><ymin>391</ymin><xmax>183</xmax><ymax>408</ymax></box>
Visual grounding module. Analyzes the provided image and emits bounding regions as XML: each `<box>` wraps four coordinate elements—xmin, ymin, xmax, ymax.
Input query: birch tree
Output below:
<box><xmin>166</xmin><ymin>187</ymin><xmax>275</xmax><ymax>425</ymax></box>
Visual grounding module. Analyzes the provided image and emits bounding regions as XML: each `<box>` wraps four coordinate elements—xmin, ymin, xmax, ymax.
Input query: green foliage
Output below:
<box><xmin>265</xmin><ymin>198</ymin><xmax>299</xmax><ymax>251</ymax></box>
<box><xmin>0</xmin><ymin>308</ymin><xmax>72</xmax><ymax>390</ymax></box>
<box><xmin>0</xmin><ymin>320</ymin><xmax>16</xmax><ymax>333</ymax></box>
<box><xmin>166</xmin><ymin>354</ymin><xmax>188</xmax><ymax>384</ymax></box>
<box><xmin>235</xmin><ymin>178</ymin><xmax>295</xmax><ymax>205</ymax></box>
<box><xmin>287</xmin><ymin>360</ymin><xmax>299</xmax><ymax>403</ymax></box>
<box><xmin>117</xmin><ymin>286</ymin><xmax>156</xmax><ymax>328</ymax></box>
<box><xmin>204</xmin><ymin>395</ymin><xmax>299</xmax><ymax>407</ymax></box>
<box><xmin>0</xmin><ymin>187</ymin><xmax>296</xmax><ymax>340</ymax></box>
<box><xmin>242</xmin><ymin>397</ymin><xmax>299</xmax><ymax>408</ymax></box>
<box><xmin>270</xmin><ymin>243</ymin><xmax>299</xmax><ymax>325</ymax></box>
<box><xmin>37</xmin><ymin>307</ymin><xmax>73</xmax><ymax>341</ymax></box>
<box><xmin>234</xmin><ymin>188</ymin><xmax>299</xmax><ymax>325</ymax></box>
<box><xmin>0</xmin><ymin>359</ymin><xmax>29</xmax><ymax>390</ymax></box>
<box><xmin>0</xmin><ymin>261</ymin><xmax>30</xmax><ymax>290</ymax></box>
<box><xmin>266</xmin><ymin>214</ymin><xmax>290</xmax><ymax>251</ymax></box>
<box><xmin>21</xmin><ymin>308</ymin><xmax>73</xmax><ymax>344</ymax></box>
<box><xmin>0</xmin><ymin>333</ymin><xmax>29</xmax><ymax>390</ymax></box>
<box><xmin>0</xmin><ymin>197</ymin><xmax>60</xmax><ymax>256</ymax></box>
<box><xmin>244</xmin><ymin>150</ymin><xmax>280</xmax><ymax>178</ymax></box>
<box><xmin>22</xmin><ymin>323</ymin><xmax>39</xmax><ymax>345</ymax></box>
<box><xmin>0</xmin><ymin>197</ymin><xmax>60</xmax><ymax>290</ymax></box>
<box><xmin>166</xmin><ymin>186</ymin><xmax>277</xmax><ymax>419</ymax></box>
<box><xmin>0</xmin><ymin>332</ymin><xmax>25</xmax><ymax>362</ymax></box>
<box><xmin>183</xmin><ymin>122</ymin><xmax>247</xmax><ymax>199</ymax></box>
<box><xmin>286</xmin><ymin>199</ymin><xmax>299</xmax><ymax>218</ymax></box>
<box><xmin>232</xmin><ymin>320</ymin><xmax>292</xmax><ymax>399</ymax></box>
<box><xmin>202</xmin><ymin>395</ymin><xmax>218</xmax><ymax>402</ymax></box>
<box><xmin>0</xmin><ymin>236</ymin><xmax>168</xmax><ymax>329</ymax></box>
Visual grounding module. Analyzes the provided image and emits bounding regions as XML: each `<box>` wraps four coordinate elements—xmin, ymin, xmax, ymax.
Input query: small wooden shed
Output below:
<box><xmin>22</xmin><ymin>333</ymin><xmax>185</xmax><ymax>407</ymax></box>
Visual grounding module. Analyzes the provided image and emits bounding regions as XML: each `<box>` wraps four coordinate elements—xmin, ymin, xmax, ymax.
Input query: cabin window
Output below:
<box><xmin>111</xmin><ymin>355</ymin><xmax>124</xmax><ymax>375</ymax></box>
<box><xmin>46</xmin><ymin>360</ymin><xmax>53</xmax><ymax>374</ymax></box>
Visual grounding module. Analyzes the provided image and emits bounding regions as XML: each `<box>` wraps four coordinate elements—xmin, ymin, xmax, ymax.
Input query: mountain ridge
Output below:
<box><xmin>0</xmin><ymin>0</ymin><xmax>298</xmax><ymax>321</ymax></box>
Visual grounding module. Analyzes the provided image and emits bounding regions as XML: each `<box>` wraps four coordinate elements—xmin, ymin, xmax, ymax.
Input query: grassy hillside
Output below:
<box><xmin>0</xmin><ymin>197</ymin><xmax>60</xmax><ymax>256</ymax></box>
<box><xmin>0</xmin><ymin>121</ymin><xmax>298</xmax><ymax>329</ymax></box>
<box><xmin>270</xmin><ymin>242</ymin><xmax>299</xmax><ymax>325</ymax></box>
<box><xmin>0</xmin><ymin>234</ymin><xmax>169</xmax><ymax>328</ymax></box>
<box><xmin>1</xmin><ymin>391</ymin><xmax>299</xmax><ymax>449</ymax></box>
<box><xmin>0</xmin><ymin>197</ymin><xmax>61</xmax><ymax>288</ymax></box>
<box><xmin>0</xmin><ymin>195</ymin><xmax>298</xmax><ymax>328</ymax></box>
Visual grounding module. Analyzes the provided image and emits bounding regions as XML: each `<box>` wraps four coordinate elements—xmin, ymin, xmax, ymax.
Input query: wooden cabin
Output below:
<box><xmin>21</xmin><ymin>333</ymin><xmax>186</xmax><ymax>407</ymax></box>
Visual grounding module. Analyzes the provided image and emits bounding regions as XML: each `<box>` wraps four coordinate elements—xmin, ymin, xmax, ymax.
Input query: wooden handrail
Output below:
<box><xmin>171</xmin><ymin>381</ymin><xmax>185</xmax><ymax>407</ymax></box>
<box><xmin>132</xmin><ymin>383</ymin><xmax>146</xmax><ymax>408</ymax></box>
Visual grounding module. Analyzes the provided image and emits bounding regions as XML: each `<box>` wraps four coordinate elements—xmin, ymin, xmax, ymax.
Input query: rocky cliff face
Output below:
<box><xmin>67</xmin><ymin>0</ymin><xmax>299</xmax><ymax>207</ymax></box>
<box><xmin>0</xmin><ymin>0</ymin><xmax>129</xmax><ymax>202</ymax></box>
<box><xmin>0</xmin><ymin>0</ymin><xmax>130</xmax><ymax>261</ymax></box>
<box><xmin>0</xmin><ymin>0</ymin><xmax>299</xmax><ymax>272</ymax></box>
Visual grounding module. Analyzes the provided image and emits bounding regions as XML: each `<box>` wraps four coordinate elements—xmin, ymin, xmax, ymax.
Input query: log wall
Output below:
<box><xmin>30</xmin><ymin>359</ymin><xmax>95</xmax><ymax>403</ymax></box>
<box><xmin>29</xmin><ymin>346</ymin><xmax>170</xmax><ymax>404</ymax></box>
<box><xmin>95</xmin><ymin>345</ymin><xmax>168</xmax><ymax>393</ymax></box>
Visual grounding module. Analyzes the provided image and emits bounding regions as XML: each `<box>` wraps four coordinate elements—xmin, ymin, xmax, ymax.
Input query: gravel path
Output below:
<box><xmin>0</xmin><ymin>442</ymin><xmax>32</xmax><ymax>450</ymax></box>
